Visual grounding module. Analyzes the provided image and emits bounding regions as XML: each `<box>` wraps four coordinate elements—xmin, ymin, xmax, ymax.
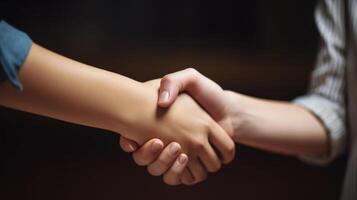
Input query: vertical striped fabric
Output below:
<box><xmin>342</xmin><ymin>0</ymin><xmax>357</xmax><ymax>199</ymax></box>
<box><xmin>293</xmin><ymin>0</ymin><xmax>357</xmax><ymax>199</ymax></box>
<box><xmin>294</xmin><ymin>0</ymin><xmax>347</xmax><ymax>165</ymax></box>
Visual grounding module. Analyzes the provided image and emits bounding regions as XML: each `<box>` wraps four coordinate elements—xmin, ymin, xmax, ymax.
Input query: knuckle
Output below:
<box><xmin>185</xmin><ymin>67</ymin><xmax>201</xmax><ymax>79</ymax></box>
<box><xmin>203</xmin><ymin>119</ymin><xmax>215</xmax><ymax>132</ymax></box>
<box><xmin>186</xmin><ymin>67</ymin><xmax>198</xmax><ymax>74</ymax></box>
<box><xmin>161</xmin><ymin>74</ymin><xmax>174</xmax><ymax>84</ymax></box>
<box><xmin>193</xmin><ymin>139</ymin><xmax>206</xmax><ymax>152</ymax></box>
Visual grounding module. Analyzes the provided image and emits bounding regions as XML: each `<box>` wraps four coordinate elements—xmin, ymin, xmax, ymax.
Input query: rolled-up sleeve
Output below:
<box><xmin>293</xmin><ymin>0</ymin><xmax>347</xmax><ymax>165</ymax></box>
<box><xmin>0</xmin><ymin>20</ymin><xmax>32</xmax><ymax>91</ymax></box>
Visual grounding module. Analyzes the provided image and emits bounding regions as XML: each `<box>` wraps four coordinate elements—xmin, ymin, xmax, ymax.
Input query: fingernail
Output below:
<box><xmin>169</xmin><ymin>143</ymin><xmax>180</xmax><ymax>156</ymax></box>
<box><xmin>151</xmin><ymin>141</ymin><xmax>162</xmax><ymax>153</ymax></box>
<box><xmin>178</xmin><ymin>154</ymin><xmax>188</xmax><ymax>164</ymax></box>
<box><xmin>159</xmin><ymin>91</ymin><xmax>169</xmax><ymax>103</ymax></box>
<box><xmin>128</xmin><ymin>144</ymin><xmax>135</xmax><ymax>152</ymax></box>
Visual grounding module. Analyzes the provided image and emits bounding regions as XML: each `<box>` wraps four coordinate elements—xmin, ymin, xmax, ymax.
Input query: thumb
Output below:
<box><xmin>158</xmin><ymin>68</ymin><xmax>199</xmax><ymax>107</ymax></box>
<box><xmin>158</xmin><ymin>78</ymin><xmax>180</xmax><ymax>107</ymax></box>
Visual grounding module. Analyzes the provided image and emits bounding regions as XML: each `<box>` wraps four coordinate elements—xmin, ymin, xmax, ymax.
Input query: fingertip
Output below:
<box><xmin>147</xmin><ymin>166</ymin><xmax>163</xmax><ymax>177</ymax></box>
<box><xmin>157</xmin><ymin>99</ymin><xmax>171</xmax><ymax>108</ymax></box>
<box><xmin>127</xmin><ymin>143</ymin><xmax>137</xmax><ymax>152</ymax></box>
<box><xmin>182</xmin><ymin>178</ymin><xmax>195</xmax><ymax>186</ymax></box>
<box><xmin>178</xmin><ymin>153</ymin><xmax>188</xmax><ymax>165</ymax></box>
<box><xmin>168</xmin><ymin>142</ymin><xmax>181</xmax><ymax>157</ymax></box>
<box><xmin>160</xmin><ymin>90</ymin><xmax>170</xmax><ymax>101</ymax></box>
<box><xmin>158</xmin><ymin>90</ymin><xmax>175</xmax><ymax>108</ymax></box>
<box><xmin>164</xmin><ymin>180</ymin><xmax>181</xmax><ymax>186</ymax></box>
<box><xmin>150</xmin><ymin>138</ymin><xmax>164</xmax><ymax>153</ymax></box>
<box><xmin>223</xmin><ymin>155</ymin><xmax>235</xmax><ymax>165</ymax></box>
<box><xmin>223</xmin><ymin>142</ymin><xmax>236</xmax><ymax>165</ymax></box>
<box><xmin>120</xmin><ymin>137</ymin><xmax>138</xmax><ymax>152</ymax></box>
<box><xmin>181</xmin><ymin>170</ymin><xmax>195</xmax><ymax>186</ymax></box>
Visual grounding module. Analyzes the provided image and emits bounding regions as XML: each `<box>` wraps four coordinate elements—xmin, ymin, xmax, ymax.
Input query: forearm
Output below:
<box><xmin>0</xmin><ymin>43</ymin><xmax>153</xmax><ymax>139</ymax></box>
<box><xmin>227</xmin><ymin>91</ymin><xmax>328</xmax><ymax>157</ymax></box>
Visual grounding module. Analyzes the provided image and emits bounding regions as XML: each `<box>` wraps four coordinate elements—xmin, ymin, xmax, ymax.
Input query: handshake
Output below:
<box><xmin>1</xmin><ymin>43</ymin><xmax>240</xmax><ymax>186</ymax></box>
<box><xmin>118</xmin><ymin>68</ymin><xmax>238</xmax><ymax>186</ymax></box>
<box><xmin>1</xmin><ymin>44</ymin><xmax>326</xmax><ymax>189</ymax></box>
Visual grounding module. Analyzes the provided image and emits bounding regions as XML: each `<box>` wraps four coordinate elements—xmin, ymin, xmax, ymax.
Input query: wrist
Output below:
<box><xmin>223</xmin><ymin>90</ymin><xmax>252</xmax><ymax>142</ymax></box>
<box><xmin>111</xmin><ymin>79</ymin><xmax>161</xmax><ymax>144</ymax></box>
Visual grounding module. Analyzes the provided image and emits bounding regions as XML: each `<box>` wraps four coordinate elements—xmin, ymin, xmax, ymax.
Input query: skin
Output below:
<box><xmin>121</xmin><ymin>68</ymin><xmax>328</xmax><ymax>184</ymax></box>
<box><xmin>0</xmin><ymin>45</ymin><xmax>235</xmax><ymax>185</ymax></box>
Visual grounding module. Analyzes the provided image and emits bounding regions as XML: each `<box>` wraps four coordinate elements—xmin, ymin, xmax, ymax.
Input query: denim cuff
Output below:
<box><xmin>0</xmin><ymin>20</ymin><xmax>32</xmax><ymax>91</ymax></box>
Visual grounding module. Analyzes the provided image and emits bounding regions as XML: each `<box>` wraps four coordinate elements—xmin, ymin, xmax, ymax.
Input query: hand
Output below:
<box><xmin>121</xmin><ymin>68</ymin><xmax>328</xmax><ymax>168</ymax></box>
<box><xmin>120</xmin><ymin>68</ymin><xmax>238</xmax><ymax>185</ymax></box>
<box><xmin>120</xmin><ymin>137</ymin><xmax>189</xmax><ymax>185</ymax></box>
<box><xmin>158</xmin><ymin>68</ymin><xmax>235</xmax><ymax>136</ymax></box>
<box><xmin>119</xmin><ymin>79</ymin><xmax>235</xmax><ymax>185</ymax></box>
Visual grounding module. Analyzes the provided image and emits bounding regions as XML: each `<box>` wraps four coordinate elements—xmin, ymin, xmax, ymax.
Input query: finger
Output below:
<box><xmin>119</xmin><ymin>136</ymin><xmax>139</xmax><ymax>152</ymax></box>
<box><xmin>132</xmin><ymin>138</ymin><xmax>164</xmax><ymax>166</ymax></box>
<box><xmin>182</xmin><ymin>159</ymin><xmax>207</xmax><ymax>185</ymax></box>
<box><xmin>163</xmin><ymin>153</ymin><xmax>188</xmax><ymax>186</ymax></box>
<box><xmin>158</xmin><ymin>68</ymin><xmax>199</xmax><ymax>107</ymax></box>
<box><xmin>209</xmin><ymin>123</ymin><xmax>236</xmax><ymax>164</ymax></box>
<box><xmin>147</xmin><ymin>142</ymin><xmax>181</xmax><ymax>176</ymax></box>
<box><xmin>158</xmin><ymin>77</ymin><xmax>180</xmax><ymax>107</ymax></box>
<box><xmin>180</xmin><ymin>168</ymin><xmax>195</xmax><ymax>185</ymax></box>
<box><xmin>199</xmin><ymin>142</ymin><xmax>222</xmax><ymax>173</ymax></box>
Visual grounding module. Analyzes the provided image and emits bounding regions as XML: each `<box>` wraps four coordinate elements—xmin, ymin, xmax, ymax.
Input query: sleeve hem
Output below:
<box><xmin>293</xmin><ymin>94</ymin><xmax>346</xmax><ymax>166</ymax></box>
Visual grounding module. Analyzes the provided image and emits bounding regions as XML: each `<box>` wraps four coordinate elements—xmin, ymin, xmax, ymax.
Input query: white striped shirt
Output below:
<box><xmin>293</xmin><ymin>0</ymin><xmax>357</xmax><ymax>198</ymax></box>
<box><xmin>294</xmin><ymin>0</ymin><xmax>348</xmax><ymax>165</ymax></box>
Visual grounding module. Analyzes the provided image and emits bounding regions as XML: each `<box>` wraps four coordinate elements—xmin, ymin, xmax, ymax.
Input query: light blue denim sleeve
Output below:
<box><xmin>0</xmin><ymin>20</ymin><xmax>32</xmax><ymax>91</ymax></box>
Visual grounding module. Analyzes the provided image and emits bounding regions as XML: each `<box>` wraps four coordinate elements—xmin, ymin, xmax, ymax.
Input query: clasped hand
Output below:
<box><xmin>119</xmin><ymin>69</ymin><xmax>236</xmax><ymax>186</ymax></box>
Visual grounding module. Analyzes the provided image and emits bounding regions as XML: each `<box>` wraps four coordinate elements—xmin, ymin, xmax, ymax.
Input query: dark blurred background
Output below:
<box><xmin>0</xmin><ymin>0</ymin><xmax>347</xmax><ymax>200</ymax></box>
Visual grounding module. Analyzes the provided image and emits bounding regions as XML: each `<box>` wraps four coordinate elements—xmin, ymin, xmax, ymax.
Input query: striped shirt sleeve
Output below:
<box><xmin>293</xmin><ymin>0</ymin><xmax>347</xmax><ymax>165</ymax></box>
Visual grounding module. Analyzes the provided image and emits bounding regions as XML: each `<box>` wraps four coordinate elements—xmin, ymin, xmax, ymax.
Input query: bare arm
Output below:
<box><xmin>0</xmin><ymin>43</ymin><xmax>148</xmax><ymax>137</ymax></box>
<box><xmin>0</xmin><ymin>45</ymin><xmax>235</xmax><ymax>185</ymax></box>
<box><xmin>226</xmin><ymin>91</ymin><xmax>327</xmax><ymax>157</ymax></box>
